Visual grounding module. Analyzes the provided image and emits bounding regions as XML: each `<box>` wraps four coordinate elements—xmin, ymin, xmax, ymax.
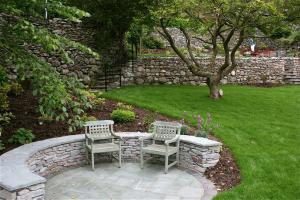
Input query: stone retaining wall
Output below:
<box><xmin>0</xmin><ymin>183</ymin><xmax>45</xmax><ymax>200</ymax></box>
<box><xmin>4</xmin><ymin>17</ymin><xmax>299</xmax><ymax>86</ymax></box>
<box><xmin>5</xmin><ymin>18</ymin><xmax>101</xmax><ymax>85</ymax></box>
<box><xmin>0</xmin><ymin>133</ymin><xmax>221</xmax><ymax>200</ymax></box>
<box><xmin>179</xmin><ymin>142</ymin><xmax>220</xmax><ymax>173</ymax></box>
<box><xmin>27</xmin><ymin>141</ymin><xmax>87</xmax><ymax>178</ymax></box>
<box><xmin>122</xmin><ymin>57</ymin><xmax>300</xmax><ymax>85</ymax></box>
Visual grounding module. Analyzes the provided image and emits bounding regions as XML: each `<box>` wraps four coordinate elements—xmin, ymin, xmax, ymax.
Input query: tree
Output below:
<box><xmin>150</xmin><ymin>0</ymin><xmax>285</xmax><ymax>99</ymax></box>
<box><xmin>0</xmin><ymin>0</ymin><xmax>99</xmax><ymax>132</ymax></box>
<box><xmin>69</xmin><ymin>0</ymin><xmax>154</xmax><ymax>67</ymax></box>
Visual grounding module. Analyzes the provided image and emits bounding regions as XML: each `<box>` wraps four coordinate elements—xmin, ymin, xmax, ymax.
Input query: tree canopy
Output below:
<box><xmin>149</xmin><ymin>0</ymin><xmax>288</xmax><ymax>99</ymax></box>
<box><xmin>69</xmin><ymin>0</ymin><xmax>155</xmax><ymax>66</ymax></box>
<box><xmin>0</xmin><ymin>0</ymin><xmax>99</xmax><ymax>132</ymax></box>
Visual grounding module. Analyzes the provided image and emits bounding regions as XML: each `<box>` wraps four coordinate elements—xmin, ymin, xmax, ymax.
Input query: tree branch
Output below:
<box><xmin>192</xmin><ymin>36</ymin><xmax>213</xmax><ymax>45</ymax></box>
<box><xmin>219</xmin><ymin>28</ymin><xmax>235</xmax><ymax>72</ymax></box>
<box><xmin>223</xmin><ymin>29</ymin><xmax>245</xmax><ymax>76</ymax></box>
<box><xmin>159</xmin><ymin>18</ymin><xmax>211</xmax><ymax>77</ymax></box>
<box><xmin>180</xmin><ymin>27</ymin><xmax>206</xmax><ymax>71</ymax></box>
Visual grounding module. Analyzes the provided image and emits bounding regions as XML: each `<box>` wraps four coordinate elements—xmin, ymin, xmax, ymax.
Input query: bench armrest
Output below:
<box><xmin>111</xmin><ymin>131</ymin><xmax>125</xmax><ymax>142</ymax></box>
<box><xmin>85</xmin><ymin>134</ymin><xmax>94</xmax><ymax>142</ymax></box>
<box><xmin>139</xmin><ymin>133</ymin><xmax>154</xmax><ymax>142</ymax></box>
<box><xmin>139</xmin><ymin>133</ymin><xmax>154</xmax><ymax>148</ymax></box>
<box><xmin>165</xmin><ymin>135</ymin><xmax>180</xmax><ymax>145</ymax></box>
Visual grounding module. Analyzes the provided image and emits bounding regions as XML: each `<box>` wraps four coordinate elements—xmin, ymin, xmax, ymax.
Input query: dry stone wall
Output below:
<box><xmin>0</xmin><ymin>183</ymin><xmax>45</xmax><ymax>200</ymax></box>
<box><xmin>122</xmin><ymin>57</ymin><xmax>300</xmax><ymax>85</ymax></box>
<box><xmin>5</xmin><ymin>17</ymin><xmax>299</xmax><ymax>87</ymax></box>
<box><xmin>5</xmin><ymin>18</ymin><xmax>101</xmax><ymax>86</ymax></box>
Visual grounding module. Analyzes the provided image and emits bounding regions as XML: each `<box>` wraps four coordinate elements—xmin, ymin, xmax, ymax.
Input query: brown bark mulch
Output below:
<box><xmin>204</xmin><ymin>143</ymin><xmax>241</xmax><ymax>191</ymax></box>
<box><xmin>1</xmin><ymin>90</ymin><xmax>240</xmax><ymax>191</ymax></box>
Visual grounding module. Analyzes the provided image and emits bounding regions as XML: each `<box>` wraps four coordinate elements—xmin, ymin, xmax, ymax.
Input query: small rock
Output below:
<box><xmin>83</xmin><ymin>75</ymin><xmax>91</xmax><ymax>85</ymax></box>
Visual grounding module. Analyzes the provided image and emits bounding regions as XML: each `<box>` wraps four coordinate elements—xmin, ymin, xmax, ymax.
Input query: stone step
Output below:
<box><xmin>287</xmin><ymin>81</ymin><xmax>300</xmax><ymax>85</ymax></box>
<box><xmin>285</xmin><ymin>79</ymin><xmax>300</xmax><ymax>84</ymax></box>
<box><xmin>90</xmin><ymin>85</ymin><xmax>106</xmax><ymax>90</ymax></box>
<box><xmin>284</xmin><ymin>75</ymin><xmax>298</xmax><ymax>79</ymax></box>
<box><xmin>285</xmin><ymin>77</ymin><xmax>300</xmax><ymax>81</ymax></box>
<box><xmin>284</xmin><ymin>72</ymin><xmax>298</xmax><ymax>75</ymax></box>
<box><xmin>91</xmin><ymin>85</ymin><xmax>121</xmax><ymax>90</ymax></box>
<box><xmin>91</xmin><ymin>75</ymin><xmax>121</xmax><ymax>90</ymax></box>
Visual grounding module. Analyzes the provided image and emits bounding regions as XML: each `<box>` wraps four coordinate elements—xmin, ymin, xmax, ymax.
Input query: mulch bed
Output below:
<box><xmin>204</xmin><ymin>143</ymin><xmax>241</xmax><ymax>191</ymax></box>
<box><xmin>1</xmin><ymin>90</ymin><xmax>240</xmax><ymax>191</ymax></box>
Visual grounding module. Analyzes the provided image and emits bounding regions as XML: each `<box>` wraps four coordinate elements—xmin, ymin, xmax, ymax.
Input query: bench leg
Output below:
<box><xmin>91</xmin><ymin>152</ymin><xmax>95</xmax><ymax>171</ymax></box>
<box><xmin>85</xmin><ymin>148</ymin><xmax>89</xmax><ymax>164</ymax></box>
<box><xmin>165</xmin><ymin>154</ymin><xmax>168</xmax><ymax>174</ymax></box>
<box><xmin>119</xmin><ymin>148</ymin><xmax>122</xmax><ymax>168</ymax></box>
<box><xmin>110</xmin><ymin>152</ymin><xmax>113</xmax><ymax>162</ymax></box>
<box><xmin>176</xmin><ymin>151</ymin><xmax>179</xmax><ymax>167</ymax></box>
<box><xmin>140</xmin><ymin>150</ymin><xmax>144</xmax><ymax>169</ymax></box>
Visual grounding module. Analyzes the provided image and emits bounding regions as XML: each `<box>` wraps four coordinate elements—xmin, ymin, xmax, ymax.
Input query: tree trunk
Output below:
<box><xmin>207</xmin><ymin>78</ymin><xmax>222</xmax><ymax>99</ymax></box>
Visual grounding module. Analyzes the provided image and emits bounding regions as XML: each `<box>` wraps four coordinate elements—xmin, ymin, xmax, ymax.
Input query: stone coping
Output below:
<box><xmin>0</xmin><ymin>132</ymin><xmax>221</xmax><ymax>191</ymax></box>
<box><xmin>137</xmin><ymin>56</ymin><xmax>300</xmax><ymax>60</ymax></box>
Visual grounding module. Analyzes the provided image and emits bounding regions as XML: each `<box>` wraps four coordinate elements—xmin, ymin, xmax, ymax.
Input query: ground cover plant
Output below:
<box><xmin>102</xmin><ymin>85</ymin><xmax>300</xmax><ymax>200</ymax></box>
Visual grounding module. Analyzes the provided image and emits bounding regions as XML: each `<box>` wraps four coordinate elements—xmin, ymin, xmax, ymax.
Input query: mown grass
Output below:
<box><xmin>102</xmin><ymin>85</ymin><xmax>300</xmax><ymax>200</ymax></box>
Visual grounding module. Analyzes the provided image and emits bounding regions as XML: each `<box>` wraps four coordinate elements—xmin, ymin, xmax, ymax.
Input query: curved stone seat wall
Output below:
<box><xmin>0</xmin><ymin>132</ymin><xmax>221</xmax><ymax>200</ymax></box>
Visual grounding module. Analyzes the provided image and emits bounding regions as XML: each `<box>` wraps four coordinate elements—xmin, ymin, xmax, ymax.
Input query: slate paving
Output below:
<box><xmin>45</xmin><ymin>163</ymin><xmax>207</xmax><ymax>200</ymax></box>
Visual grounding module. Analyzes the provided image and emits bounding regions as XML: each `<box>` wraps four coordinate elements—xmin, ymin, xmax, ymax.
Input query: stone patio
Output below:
<box><xmin>45</xmin><ymin>162</ymin><xmax>216</xmax><ymax>200</ymax></box>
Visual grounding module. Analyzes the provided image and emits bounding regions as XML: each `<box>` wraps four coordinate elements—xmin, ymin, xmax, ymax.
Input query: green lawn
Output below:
<box><xmin>102</xmin><ymin>85</ymin><xmax>300</xmax><ymax>200</ymax></box>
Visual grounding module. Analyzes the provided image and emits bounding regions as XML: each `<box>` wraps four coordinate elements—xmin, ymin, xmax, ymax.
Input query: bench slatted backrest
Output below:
<box><xmin>152</xmin><ymin>121</ymin><xmax>181</xmax><ymax>141</ymax></box>
<box><xmin>84</xmin><ymin>120</ymin><xmax>114</xmax><ymax>139</ymax></box>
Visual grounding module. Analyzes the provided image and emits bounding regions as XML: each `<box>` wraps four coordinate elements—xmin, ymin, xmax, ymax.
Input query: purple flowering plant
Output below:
<box><xmin>180</xmin><ymin>111</ymin><xmax>220</xmax><ymax>138</ymax></box>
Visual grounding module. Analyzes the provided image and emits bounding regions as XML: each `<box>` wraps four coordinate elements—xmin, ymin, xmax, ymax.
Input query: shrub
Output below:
<box><xmin>142</xmin><ymin>112</ymin><xmax>158</xmax><ymax>127</ymax></box>
<box><xmin>81</xmin><ymin>90</ymin><xmax>104</xmax><ymax>107</ymax></box>
<box><xmin>0</xmin><ymin>65</ymin><xmax>7</xmax><ymax>84</ymax></box>
<box><xmin>181</xmin><ymin>112</ymin><xmax>220</xmax><ymax>138</ymax></box>
<box><xmin>9</xmin><ymin>83</ymin><xmax>23</xmax><ymax>96</ymax></box>
<box><xmin>116</xmin><ymin>102</ymin><xmax>133</xmax><ymax>111</ymax></box>
<box><xmin>180</xmin><ymin>125</ymin><xmax>189</xmax><ymax>135</ymax></box>
<box><xmin>143</xmin><ymin>36</ymin><xmax>164</xmax><ymax>49</ymax></box>
<box><xmin>82</xmin><ymin>114</ymin><xmax>97</xmax><ymax>122</ymax></box>
<box><xmin>37</xmin><ymin>115</ymin><xmax>54</xmax><ymax>125</ymax></box>
<box><xmin>193</xmin><ymin>113</ymin><xmax>220</xmax><ymax>138</ymax></box>
<box><xmin>0</xmin><ymin>77</ymin><xmax>14</xmax><ymax>134</ymax></box>
<box><xmin>38</xmin><ymin>115</ymin><xmax>53</xmax><ymax>122</ymax></box>
<box><xmin>194</xmin><ymin>129</ymin><xmax>208</xmax><ymax>138</ymax></box>
<box><xmin>9</xmin><ymin>128</ymin><xmax>35</xmax><ymax>144</ymax></box>
<box><xmin>111</xmin><ymin>109</ymin><xmax>135</xmax><ymax>123</ymax></box>
<box><xmin>142</xmin><ymin>112</ymin><xmax>159</xmax><ymax>132</ymax></box>
<box><xmin>93</xmin><ymin>91</ymin><xmax>103</xmax><ymax>98</ymax></box>
<box><xmin>0</xmin><ymin>112</ymin><xmax>14</xmax><ymax>124</ymax></box>
<box><xmin>270</xmin><ymin>27</ymin><xmax>291</xmax><ymax>39</ymax></box>
<box><xmin>0</xmin><ymin>83</ymin><xmax>11</xmax><ymax>111</ymax></box>
<box><xmin>292</xmin><ymin>32</ymin><xmax>300</xmax><ymax>44</ymax></box>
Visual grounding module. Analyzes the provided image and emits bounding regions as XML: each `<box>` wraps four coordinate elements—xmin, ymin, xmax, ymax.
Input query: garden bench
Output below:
<box><xmin>84</xmin><ymin>120</ymin><xmax>123</xmax><ymax>170</ymax></box>
<box><xmin>140</xmin><ymin>121</ymin><xmax>182</xmax><ymax>173</ymax></box>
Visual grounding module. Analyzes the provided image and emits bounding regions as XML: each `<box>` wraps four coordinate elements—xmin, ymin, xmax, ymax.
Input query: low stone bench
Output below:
<box><xmin>0</xmin><ymin>132</ymin><xmax>221</xmax><ymax>200</ymax></box>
